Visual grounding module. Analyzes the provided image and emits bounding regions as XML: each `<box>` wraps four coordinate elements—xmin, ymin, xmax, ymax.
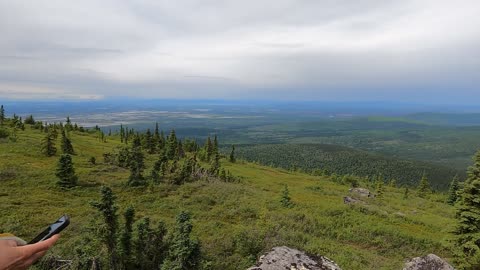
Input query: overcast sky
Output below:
<box><xmin>0</xmin><ymin>0</ymin><xmax>479</xmax><ymax>103</ymax></box>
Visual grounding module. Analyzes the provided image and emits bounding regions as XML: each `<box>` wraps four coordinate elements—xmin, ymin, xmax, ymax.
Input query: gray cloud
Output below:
<box><xmin>0</xmin><ymin>0</ymin><xmax>479</xmax><ymax>102</ymax></box>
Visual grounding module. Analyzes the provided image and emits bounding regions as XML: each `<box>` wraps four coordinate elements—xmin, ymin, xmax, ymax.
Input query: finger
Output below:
<box><xmin>21</xmin><ymin>250</ymin><xmax>48</xmax><ymax>269</ymax></box>
<box><xmin>18</xmin><ymin>234</ymin><xmax>60</xmax><ymax>256</ymax></box>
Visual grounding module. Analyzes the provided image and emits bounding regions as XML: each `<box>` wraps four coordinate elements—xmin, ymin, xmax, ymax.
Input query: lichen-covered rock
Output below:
<box><xmin>349</xmin><ymin>188</ymin><xmax>374</xmax><ymax>198</ymax></box>
<box><xmin>403</xmin><ymin>254</ymin><xmax>454</xmax><ymax>270</ymax></box>
<box><xmin>343</xmin><ymin>196</ymin><xmax>362</xmax><ymax>204</ymax></box>
<box><xmin>247</xmin><ymin>246</ymin><xmax>342</xmax><ymax>270</ymax></box>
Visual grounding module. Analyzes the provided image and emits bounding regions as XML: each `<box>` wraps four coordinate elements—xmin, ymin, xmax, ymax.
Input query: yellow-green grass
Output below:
<box><xmin>0</xmin><ymin>125</ymin><xmax>456</xmax><ymax>269</ymax></box>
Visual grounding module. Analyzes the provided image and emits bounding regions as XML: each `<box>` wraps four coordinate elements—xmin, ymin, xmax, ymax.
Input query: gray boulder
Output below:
<box><xmin>349</xmin><ymin>187</ymin><xmax>375</xmax><ymax>198</ymax></box>
<box><xmin>247</xmin><ymin>246</ymin><xmax>342</xmax><ymax>270</ymax></box>
<box><xmin>343</xmin><ymin>196</ymin><xmax>362</xmax><ymax>204</ymax></box>
<box><xmin>403</xmin><ymin>254</ymin><xmax>454</xmax><ymax>270</ymax></box>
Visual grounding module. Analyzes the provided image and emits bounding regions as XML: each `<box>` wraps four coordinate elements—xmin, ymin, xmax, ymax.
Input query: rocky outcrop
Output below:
<box><xmin>403</xmin><ymin>254</ymin><xmax>454</xmax><ymax>270</ymax></box>
<box><xmin>247</xmin><ymin>246</ymin><xmax>342</xmax><ymax>270</ymax></box>
<box><xmin>343</xmin><ymin>196</ymin><xmax>362</xmax><ymax>204</ymax></box>
<box><xmin>349</xmin><ymin>187</ymin><xmax>374</xmax><ymax>198</ymax></box>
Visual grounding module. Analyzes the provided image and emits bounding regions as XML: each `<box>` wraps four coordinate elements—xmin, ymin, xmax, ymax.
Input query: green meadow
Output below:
<box><xmin>0</xmin><ymin>124</ymin><xmax>458</xmax><ymax>269</ymax></box>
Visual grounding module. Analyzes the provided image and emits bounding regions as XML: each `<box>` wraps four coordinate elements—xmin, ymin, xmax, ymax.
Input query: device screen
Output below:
<box><xmin>29</xmin><ymin>215</ymin><xmax>70</xmax><ymax>244</ymax></box>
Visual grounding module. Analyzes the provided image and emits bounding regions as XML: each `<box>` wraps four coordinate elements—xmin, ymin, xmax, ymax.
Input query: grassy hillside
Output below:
<box><xmin>228</xmin><ymin>144</ymin><xmax>463</xmax><ymax>190</ymax></box>
<box><xmin>0</xmin><ymin>124</ymin><xmax>458</xmax><ymax>269</ymax></box>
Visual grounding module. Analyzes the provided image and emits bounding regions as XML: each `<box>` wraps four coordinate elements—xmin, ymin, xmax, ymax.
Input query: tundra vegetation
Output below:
<box><xmin>0</xmin><ymin>105</ymin><xmax>478</xmax><ymax>269</ymax></box>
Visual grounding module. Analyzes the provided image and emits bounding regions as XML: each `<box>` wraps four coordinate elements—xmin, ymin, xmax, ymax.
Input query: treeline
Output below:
<box><xmin>229</xmin><ymin>143</ymin><xmax>463</xmax><ymax>189</ymax></box>
<box><xmin>103</xmin><ymin>128</ymin><xmax>238</xmax><ymax>187</ymax></box>
<box><xmin>0</xmin><ymin>105</ymin><xmax>238</xmax><ymax>188</ymax></box>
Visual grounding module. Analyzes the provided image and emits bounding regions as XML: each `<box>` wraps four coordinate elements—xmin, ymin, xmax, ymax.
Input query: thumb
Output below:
<box><xmin>18</xmin><ymin>234</ymin><xmax>60</xmax><ymax>256</ymax></box>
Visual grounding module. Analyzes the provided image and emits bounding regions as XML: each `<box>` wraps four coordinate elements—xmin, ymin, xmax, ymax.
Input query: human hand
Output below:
<box><xmin>0</xmin><ymin>234</ymin><xmax>59</xmax><ymax>270</ymax></box>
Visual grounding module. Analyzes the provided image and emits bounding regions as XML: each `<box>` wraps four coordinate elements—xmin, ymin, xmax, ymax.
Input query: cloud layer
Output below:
<box><xmin>0</xmin><ymin>0</ymin><xmax>479</xmax><ymax>102</ymax></box>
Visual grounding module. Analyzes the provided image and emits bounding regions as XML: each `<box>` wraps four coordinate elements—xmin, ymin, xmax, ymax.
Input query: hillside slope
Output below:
<box><xmin>0</xmin><ymin>125</ymin><xmax>457</xmax><ymax>269</ymax></box>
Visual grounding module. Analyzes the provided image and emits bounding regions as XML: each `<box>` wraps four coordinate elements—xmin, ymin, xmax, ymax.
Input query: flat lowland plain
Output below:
<box><xmin>0</xmin><ymin>125</ymin><xmax>457</xmax><ymax>269</ymax></box>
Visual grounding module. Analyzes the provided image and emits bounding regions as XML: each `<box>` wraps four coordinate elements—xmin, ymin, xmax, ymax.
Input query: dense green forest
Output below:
<box><xmin>227</xmin><ymin>144</ymin><xmax>464</xmax><ymax>190</ymax></box>
<box><xmin>1</xmin><ymin>106</ymin><xmax>480</xmax><ymax>269</ymax></box>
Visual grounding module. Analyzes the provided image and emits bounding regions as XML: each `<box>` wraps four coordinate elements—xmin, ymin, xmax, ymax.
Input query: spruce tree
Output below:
<box><xmin>159</xmin><ymin>131</ymin><xmax>165</xmax><ymax>150</ymax></box>
<box><xmin>9</xmin><ymin>127</ymin><xmax>18</xmax><ymax>142</ymax></box>
<box><xmin>403</xmin><ymin>187</ymin><xmax>409</xmax><ymax>199</ymax></box>
<box><xmin>128</xmin><ymin>135</ymin><xmax>146</xmax><ymax>186</ymax></box>
<box><xmin>0</xmin><ymin>105</ymin><xmax>4</xmax><ymax>125</ymax></box>
<box><xmin>120</xmin><ymin>124</ymin><xmax>125</xmax><ymax>143</ymax></box>
<box><xmin>454</xmin><ymin>151</ymin><xmax>480</xmax><ymax>268</ymax></box>
<box><xmin>161</xmin><ymin>212</ymin><xmax>201</xmax><ymax>270</ymax></box>
<box><xmin>91</xmin><ymin>186</ymin><xmax>119</xmax><ymax>270</ymax></box>
<box><xmin>61</xmin><ymin>129</ymin><xmax>75</xmax><ymax>155</ymax></box>
<box><xmin>376</xmin><ymin>178</ymin><xmax>384</xmax><ymax>199</ymax></box>
<box><xmin>280</xmin><ymin>185</ymin><xmax>294</xmax><ymax>208</ymax></box>
<box><xmin>177</xmin><ymin>140</ymin><xmax>185</xmax><ymax>159</ymax></box>
<box><xmin>120</xmin><ymin>206</ymin><xmax>135</xmax><ymax>269</ymax></box>
<box><xmin>173</xmin><ymin>158</ymin><xmax>194</xmax><ymax>185</ymax></box>
<box><xmin>209</xmin><ymin>152</ymin><xmax>220</xmax><ymax>175</ymax></box>
<box><xmin>219</xmin><ymin>168</ymin><xmax>227</xmax><ymax>181</ymax></box>
<box><xmin>150</xmin><ymin>158</ymin><xmax>163</xmax><ymax>184</ymax></box>
<box><xmin>134</xmin><ymin>218</ymin><xmax>153</xmax><ymax>269</ymax></box>
<box><xmin>213</xmin><ymin>135</ymin><xmax>218</xmax><ymax>156</ymax></box>
<box><xmin>229</xmin><ymin>145</ymin><xmax>236</xmax><ymax>163</ymax></box>
<box><xmin>41</xmin><ymin>131</ymin><xmax>57</xmax><ymax>157</ymax></box>
<box><xmin>154</xmin><ymin>122</ymin><xmax>160</xmax><ymax>151</ymax></box>
<box><xmin>65</xmin><ymin>116</ymin><xmax>73</xmax><ymax>131</ymax></box>
<box><xmin>166</xmin><ymin>129</ymin><xmax>178</xmax><ymax>160</ymax></box>
<box><xmin>447</xmin><ymin>174</ymin><xmax>460</xmax><ymax>205</ymax></box>
<box><xmin>144</xmin><ymin>129</ymin><xmax>155</xmax><ymax>154</ymax></box>
<box><xmin>417</xmin><ymin>173</ymin><xmax>430</xmax><ymax>198</ymax></box>
<box><xmin>24</xmin><ymin>114</ymin><xmax>35</xmax><ymax>125</ymax></box>
<box><xmin>205</xmin><ymin>137</ymin><xmax>213</xmax><ymax>161</ymax></box>
<box><xmin>55</xmin><ymin>154</ymin><xmax>78</xmax><ymax>188</ymax></box>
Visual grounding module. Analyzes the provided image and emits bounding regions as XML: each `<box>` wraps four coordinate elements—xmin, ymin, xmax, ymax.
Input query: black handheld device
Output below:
<box><xmin>28</xmin><ymin>215</ymin><xmax>70</xmax><ymax>244</ymax></box>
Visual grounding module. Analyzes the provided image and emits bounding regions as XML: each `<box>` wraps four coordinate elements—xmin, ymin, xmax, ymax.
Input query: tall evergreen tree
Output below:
<box><xmin>91</xmin><ymin>186</ymin><xmax>119</xmax><ymax>270</ymax></box>
<box><xmin>0</xmin><ymin>105</ymin><xmax>4</xmax><ymax>125</ymax></box>
<box><xmin>41</xmin><ymin>131</ymin><xmax>57</xmax><ymax>157</ymax></box>
<box><xmin>166</xmin><ymin>129</ymin><xmax>178</xmax><ymax>160</ymax></box>
<box><xmin>403</xmin><ymin>187</ymin><xmax>409</xmax><ymax>199</ymax></box>
<box><xmin>128</xmin><ymin>135</ymin><xmax>146</xmax><ymax>186</ymax></box>
<box><xmin>134</xmin><ymin>218</ymin><xmax>153</xmax><ymax>269</ymax></box>
<box><xmin>24</xmin><ymin>114</ymin><xmax>35</xmax><ymax>125</ymax></box>
<box><xmin>120</xmin><ymin>124</ymin><xmax>125</xmax><ymax>143</ymax></box>
<box><xmin>161</xmin><ymin>212</ymin><xmax>201</xmax><ymax>270</ymax></box>
<box><xmin>61</xmin><ymin>129</ymin><xmax>75</xmax><ymax>155</ymax></box>
<box><xmin>280</xmin><ymin>185</ymin><xmax>294</xmax><ymax>208</ymax></box>
<box><xmin>229</xmin><ymin>145</ymin><xmax>236</xmax><ymax>163</ymax></box>
<box><xmin>150</xmin><ymin>158</ymin><xmax>163</xmax><ymax>184</ymax></box>
<box><xmin>144</xmin><ymin>129</ymin><xmax>155</xmax><ymax>154</ymax></box>
<box><xmin>447</xmin><ymin>174</ymin><xmax>460</xmax><ymax>205</ymax></box>
<box><xmin>154</xmin><ymin>122</ymin><xmax>160</xmax><ymax>150</ymax></box>
<box><xmin>213</xmin><ymin>135</ymin><xmax>219</xmax><ymax>156</ymax></box>
<box><xmin>177</xmin><ymin>140</ymin><xmax>185</xmax><ymax>159</ymax></box>
<box><xmin>55</xmin><ymin>154</ymin><xmax>78</xmax><ymax>188</ymax></box>
<box><xmin>205</xmin><ymin>137</ymin><xmax>213</xmax><ymax>162</ymax></box>
<box><xmin>159</xmin><ymin>131</ymin><xmax>166</xmax><ymax>150</ymax></box>
<box><xmin>65</xmin><ymin>116</ymin><xmax>73</xmax><ymax>131</ymax></box>
<box><xmin>120</xmin><ymin>206</ymin><xmax>135</xmax><ymax>269</ymax></box>
<box><xmin>376</xmin><ymin>175</ymin><xmax>384</xmax><ymax>198</ymax></box>
<box><xmin>209</xmin><ymin>152</ymin><xmax>220</xmax><ymax>175</ymax></box>
<box><xmin>173</xmin><ymin>158</ymin><xmax>194</xmax><ymax>185</ymax></box>
<box><xmin>417</xmin><ymin>173</ymin><xmax>430</xmax><ymax>198</ymax></box>
<box><xmin>454</xmin><ymin>151</ymin><xmax>480</xmax><ymax>268</ymax></box>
